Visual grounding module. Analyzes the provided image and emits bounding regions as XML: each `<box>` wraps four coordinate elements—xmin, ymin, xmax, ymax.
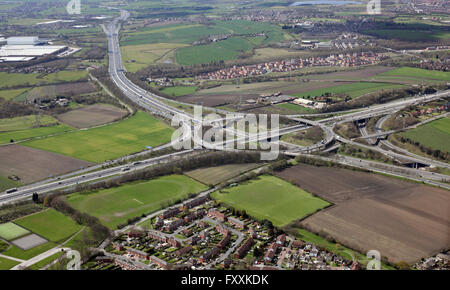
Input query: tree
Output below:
<box><xmin>32</xmin><ymin>193</ymin><xmax>39</xmax><ymax>203</ymax></box>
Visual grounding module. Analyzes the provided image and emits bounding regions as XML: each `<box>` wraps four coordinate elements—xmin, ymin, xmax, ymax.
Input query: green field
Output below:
<box><xmin>211</xmin><ymin>175</ymin><xmax>330</xmax><ymax>227</ymax></box>
<box><xmin>379</xmin><ymin>67</ymin><xmax>450</xmax><ymax>81</ymax></box>
<box><xmin>28</xmin><ymin>251</ymin><xmax>65</xmax><ymax>270</ymax></box>
<box><xmin>294</xmin><ymin>82</ymin><xmax>406</xmax><ymax>99</ymax></box>
<box><xmin>0</xmin><ymin>115</ymin><xmax>60</xmax><ymax>132</ymax></box>
<box><xmin>0</xmin><ymin>123</ymin><xmax>74</xmax><ymax>144</ymax></box>
<box><xmin>400</xmin><ymin>117</ymin><xmax>450</xmax><ymax>153</ymax></box>
<box><xmin>0</xmin><ymin>239</ymin><xmax>8</xmax><ymax>252</ymax></box>
<box><xmin>0</xmin><ymin>88</ymin><xmax>29</xmax><ymax>100</ymax></box>
<box><xmin>0</xmin><ymin>71</ymin><xmax>88</xmax><ymax>89</ymax></box>
<box><xmin>23</xmin><ymin>111</ymin><xmax>174</xmax><ymax>163</ymax></box>
<box><xmin>0</xmin><ymin>256</ymin><xmax>19</xmax><ymax>270</ymax></box>
<box><xmin>67</xmin><ymin>174</ymin><xmax>208</xmax><ymax>228</ymax></box>
<box><xmin>0</xmin><ymin>222</ymin><xmax>30</xmax><ymax>241</ymax></box>
<box><xmin>121</xmin><ymin>43</ymin><xmax>188</xmax><ymax>72</ymax></box>
<box><xmin>363</xmin><ymin>29</ymin><xmax>450</xmax><ymax>42</ymax></box>
<box><xmin>275</xmin><ymin>103</ymin><xmax>317</xmax><ymax>114</ymax></box>
<box><xmin>122</xmin><ymin>20</ymin><xmax>285</xmax><ymax>65</ymax></box>
<box><xmin>0</xmin><ymin>176</ymin><xmax>20</xmax><ymax>192</ymax></box>
<box><xmin>161</xmin><ymin>86</ymin><xmax>197</xmax><ymax>97</ymax></box>
<box><xmin>15</xmin><ymin>209</ymin><xmax>83</xmax><ymax>243</ymax></box>
<box><xmin>121</xmin><ymin>20</ymin><xmax>283</xmax><ymax>46</ymax></box>
<box><xmin>2</xmin><ymin>242</ymin><xmax>56</xmax><ymax>261</ymax></box>
<box><xmin>175</xmin><ymin>37</ymin><xmax>254</xmax><ymax>65</ymax></box>
<box><xmin>185</xmin><ymin>163</ymin><xmax>262</xmax><ymax>185</ymax></box>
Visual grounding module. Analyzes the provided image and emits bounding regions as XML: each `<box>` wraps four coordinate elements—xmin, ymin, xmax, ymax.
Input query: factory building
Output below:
<box><xmin>6</xmin><ymin>36</ymin><xmax>45</xmax><ymax>46</ymax></box>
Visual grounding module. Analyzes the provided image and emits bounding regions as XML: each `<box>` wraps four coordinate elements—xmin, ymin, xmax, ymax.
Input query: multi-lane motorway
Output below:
<box><xmin>1</xmin><ymin>10</ymin><xmax>449</xmax><ymax>205</ymax></box>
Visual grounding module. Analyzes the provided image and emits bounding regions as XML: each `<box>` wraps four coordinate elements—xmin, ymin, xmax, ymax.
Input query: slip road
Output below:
<box><xmin>181</xmin><ymin>274</ymin><xmax>269</xmax><ymax>287</ymax></box>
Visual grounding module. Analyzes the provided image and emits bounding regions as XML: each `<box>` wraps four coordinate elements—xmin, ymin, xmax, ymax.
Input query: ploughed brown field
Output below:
<box><xmin>0</xmin><ymin>145</ymin><xmax>93</xmax><ymax>184</ymax></box>
<box><xmin>56</xmin><ymin>104</ymin><xmax>127</xmax><ymax>129</ymax></box>
<box><xmin>277</xmin><ymin>164</ymin><xmax>450</xmax><ymax>264</ymax></box>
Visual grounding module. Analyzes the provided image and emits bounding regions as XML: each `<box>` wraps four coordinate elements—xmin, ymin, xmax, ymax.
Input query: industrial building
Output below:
<box><xmin>6</xmin><ymin>36</ymin><xmax>46</xmax><ymax>46</ymax></box>
<box><xmin>0</xmin><ymin>36</ymin><xmax>68</xmax><ymax>62</ymax></box>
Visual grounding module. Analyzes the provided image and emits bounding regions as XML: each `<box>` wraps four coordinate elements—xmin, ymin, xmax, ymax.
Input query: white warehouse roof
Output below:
<box><xmin>0</xmin><ymin>45</ymin><xmax>67</xmax><ymax>57</ymax></box>
<box><xmin>6</xmin><ymin>36</ymin><xmax>41</xmax><ymax>45</ymax></box>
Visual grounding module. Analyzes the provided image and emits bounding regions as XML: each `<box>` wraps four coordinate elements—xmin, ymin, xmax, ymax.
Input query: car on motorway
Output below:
<box><xmin>5</xmin><ymin>188</ymin><xmax>18</xmax><ymax>194</ymax></box>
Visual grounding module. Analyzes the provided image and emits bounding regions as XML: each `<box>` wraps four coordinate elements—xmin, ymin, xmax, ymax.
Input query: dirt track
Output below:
<box><xmin>277</xmin><ymin>164</ymin><xmax>450</xmax><ymax>264</ymax></box>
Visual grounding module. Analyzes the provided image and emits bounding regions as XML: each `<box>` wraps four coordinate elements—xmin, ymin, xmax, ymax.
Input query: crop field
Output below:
<box><xmin>246</xmin><ymin>47</ymin><xmax>309</xmax><ymax>62</ymax></box>
<box><xmin>0</xmin><ymin>222</ymin><xmax>30</xmax><ymax>241</ymax></box>
<box><xmin>293</xmin><ymin>82</ymin><xmax>406</xmax><ymax>99</ymax></box>
<box><xmin>0</xmin><ymin>122</ymin><xmax>73</xmax><ymax>145</ymax></box>
<box><xmin>277</xmin><ymin>164</ymin><xmax>450</xmax><ymax>264</ymax></box>
<box><xmin>14</xmin><ymin>209</ymin><xmax>83</xmax><ymax>243</ymax></box>
<box><xmin>0</xmin><ymin>145</ymin><xmax>92</xmax><ymax>184</ymax></box>
<box><xmin>175</xmin><ymin>37</ymin><xmax>254</xmax><ymax>65</ymax></box>
<box><xmin>0</xmin><ymin>257</ymin><xmax>19</xmax><ymax>270</ymax></box>
<box><xmin>0</xmin><ymin>115</ymin><xmax>59</xmax><ymax>133</ymax></box>
<box><xmin>211</xmin><ymin>175</ymin><xmax>330</xmax><ymax>227</ymax></box>
<box><xmin>121</xmin><ymin>43</ymin><xmax>188</xmax><ymax>72</ymax></box>
<box><xmin>363</xmin><ymin>29</ymin><xmax>450</xmax><ymax>41</ymax></box>
<box><xmin>25</xmin><ymin>82</ymin><xmax>97</xmax><ymax>101</ymax></box>
<box><xmin>0</xmin><ymin>71</ymin><xmax>88</xmax><ymax>89</ymax></box>
<box><xmin>379</xmin><ymin>67</ymin><xmax>450</xmax><ymax>81</ymax></box>
<box><xmin>161</xmin><ymin>86</ymin><xmax>198</xmax><ymax>97</ymax></box>
<box><xmin>56</xmin><ymin>104</ymin><xmax>128</xmax><ymax>129</ymax></box>
<box><xmin>0</xmin><ymin>88</ymin><xmax>29</xmax><ymax>101</ymax></box>
<box><xmin>23</xmin><ymin>111</ymin><xmax>174</xmax><ymax>163</ymax></box>
<box><xmin>400</xmin><ymin>117</ymin><xmax>450</xmax><ymax>153</ymax></box>
<box><xmin>67</xmin><ymin>175</ymin><xmax>208</xmax><ymax>228</ymax></box>
<box><xmin>185</xmin><ymin>163</ymin><xmax>262</xmax><ymax>185</ymax></box>
<box><xmin>121</xmin><ymin>20</ymin><xmax>284</xmax><ymax>46</ymax></box>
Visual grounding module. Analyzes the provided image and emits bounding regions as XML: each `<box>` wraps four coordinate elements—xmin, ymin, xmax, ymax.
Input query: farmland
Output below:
<box><xmin>399</xmin><ymin>117</ymin><xmax>450</xmax><ymax>153</ymax></box>
<box><xmin>211</xmin><ymin>175</ymin><xmax>330</xmax><ymax>227</ymax></box>
<box><xmin>161</xmin><ymin>86</ymin><xmax>198</xmax><ymax>97</ymax></box>
<box><xmin>379</xmin><ymin>67</ymin><xmax>450</xmax><ymax>82</ymax></box>
<box><xmin>0</xmin><ymin>88</ymin><xmax>29</xmax><ymax>101</ymax></box>
<box><xmin>185</xmin><ymin>163</ymin><xmax>262</xmax><ymax>185</ymax></box>
<box><xmin>363</xmin><ymin>29</ymin><xmax>450</xmax><ymax>42</ymax></box>
<box><xmin>175</xmin><ymin>37</ymin><xmax>254</xmax><ymax>65</ymax></box>
<box><xmin>0</xmin><ymin>145</ymin><xmax>92</xmax><ymax>184</ymax></box>
<box><xmin>0</xmin><ymin>71</ymin><xmax>88</xmax><ymax>89</ymax></box>
<box><xmin>121</xmin><ymin>20</ymin><xmax>286</xmax><ymax>65</ymax></box>
<box><xmin>56</xmin><ymin>104</ymin><xmax>128</xmax><ymax>129</ymax></box>
<box><xmin>0</xmin><ymin>123</ymin><xmax>74</xmax><ymax>145</ymax></box>
<box><xmin>121</xmin><ymin>20</ymin><xmax>284</xmax><ymax>46</ymax></box>
<box><xmin>121</xmin><ymin>43</ymin><xmax>188</xmax><ymax>72</ymax></box>
<box><xmin>293</xmin><ymin>82</ymin><xmax>406</xmax><ymax>99</ymax></box>
<box><xmin>23</xmin><ymin>111</ymin><xmax>174</xmax><ymax>163</ymax></box>
<box><xmin>276</xmin><ymin>164</ymin><xmax>450</xmax><ymax>264</ymax></box>
<box><xmin>67</xmin><ymin>175</ymin><xmax>208</xmax><ymax>229</ymax></box>
<box><xmin>0</xmin><ymin>115</ymin><xmax>60</xmax><ymax>133</ymax></box>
